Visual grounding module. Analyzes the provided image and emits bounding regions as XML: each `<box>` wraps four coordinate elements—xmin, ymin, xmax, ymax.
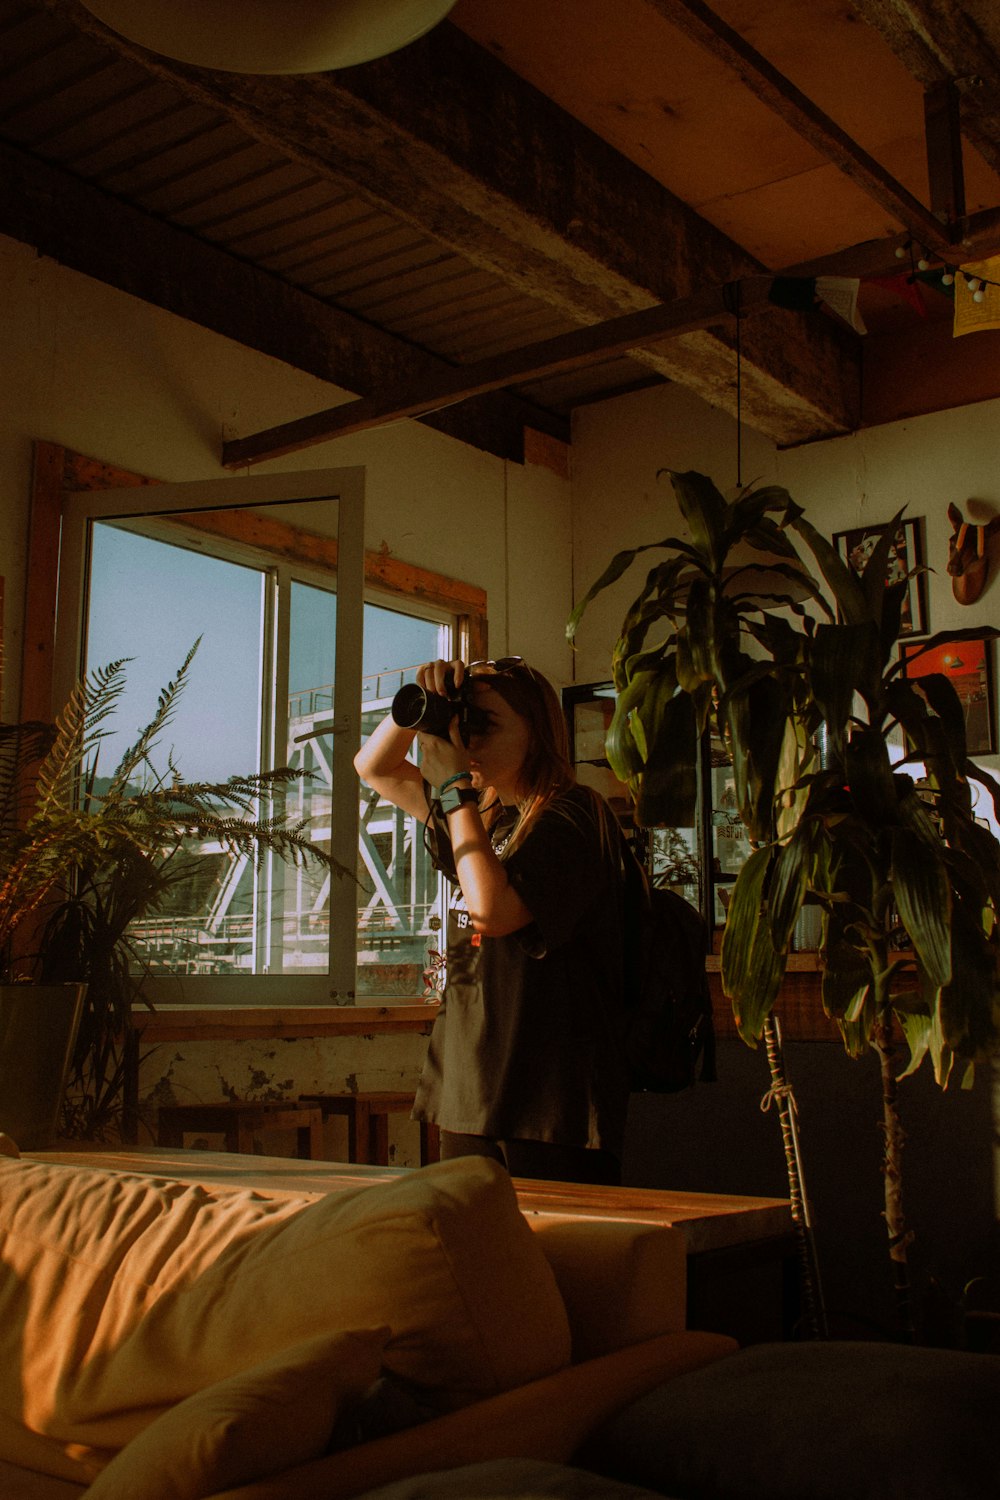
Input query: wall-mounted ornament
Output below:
<box><xmin>946</xmin><ymin>504</ymin><xmax>1000</xmax><ymax>606</ymax></box>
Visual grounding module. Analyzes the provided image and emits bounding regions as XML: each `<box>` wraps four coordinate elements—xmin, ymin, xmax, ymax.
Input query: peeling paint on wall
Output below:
<box><xmin>137</xmin><ymin>1032</ymin><xmax>430</xmax><ymax>1166</ymax></box>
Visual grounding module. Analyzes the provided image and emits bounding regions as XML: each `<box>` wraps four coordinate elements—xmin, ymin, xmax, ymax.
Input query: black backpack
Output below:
<box><xmin>619</xmin><ymin>834</ymin><xmax>716</xmax><ymax>1093</ymax></box>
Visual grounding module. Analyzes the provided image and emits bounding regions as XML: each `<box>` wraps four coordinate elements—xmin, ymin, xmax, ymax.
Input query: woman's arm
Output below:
<box><xmin>354</xmin><ymin>659</ymin><xmax>473</xmax><ymax>821</ymax></box>
<box><xmin>354</xmin><ymin>659</ymin><xmax>534</xmax><ymax>936</ymax></box>
<box><xmin>352</xmin><ymin>711</ymin><xmax>427</xmax><ymax>822</ymax></box>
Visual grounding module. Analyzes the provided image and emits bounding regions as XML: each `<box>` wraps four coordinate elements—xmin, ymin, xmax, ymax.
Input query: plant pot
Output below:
<box><xmin>0</xmin><ymin>983</ymin><xmax>86</xmax><ymax>1151</ymax></box>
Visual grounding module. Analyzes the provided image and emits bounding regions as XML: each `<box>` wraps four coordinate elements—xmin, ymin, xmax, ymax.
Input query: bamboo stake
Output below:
<box><xmin>762</xmin><ymin>1014</ymin><xmax>829</xmax><ymax>1339</ymax></box>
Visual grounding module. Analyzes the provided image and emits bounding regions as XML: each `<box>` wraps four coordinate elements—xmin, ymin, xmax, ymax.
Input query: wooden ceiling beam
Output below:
<box><xmin>224</xmin><ymin>277</ymin><xmax>782</xmax><ymax>466</ymax></box>
<box><xmin>37</xmin><ymin>0</ymin><xmax>860</xmax><ymax>446</ymax></box>
<box><xmin>924</xmin><ymin>79</ymin><xmax>966</xmax><ymax>223</ymax></box>
<box><xmin>229</xmin><ymin>193</ymin><xmax>1000</xmax><ymax>465</ymax></box>
<box><xmin>0</xmin><ymin>138</ymin><xmax>567</xmax><ymax>464</ymax></box>
<box><xmin>849</xmin><ymin>0</ymin><xmax>1000</xmax><ymax>179</ymax></box>
<box><xmin>644</xmin><ymin>0</ymin><xmax>959</xmax><ymax>250</ymax></box>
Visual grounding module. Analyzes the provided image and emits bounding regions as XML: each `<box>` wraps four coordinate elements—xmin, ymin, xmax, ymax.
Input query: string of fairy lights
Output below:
<box><xmin>895</xmin><ymin>238</ymin><xmax>1000</xmax><ymax>300</ymax></box>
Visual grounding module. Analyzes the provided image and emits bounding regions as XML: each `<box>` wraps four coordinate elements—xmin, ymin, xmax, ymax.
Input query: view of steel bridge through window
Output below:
<box><xmin>86</xmin><ymin>520</ymin><xmax>450</xmax><ymax>1000</ymax></box>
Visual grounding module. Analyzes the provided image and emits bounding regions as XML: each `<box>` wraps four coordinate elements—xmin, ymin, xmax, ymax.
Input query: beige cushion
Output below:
<box><xmin>85</xmin><ymin>1328</ymin><xmax>388</xmax><ymax>1500</ymax></box>
<box><xmin>528</xmin><ymin>1218</ymin><xmax>687</xmax><ymax>1359</ymax></box>
<box><xmin>0</xmin><ymin>1155</ymin><xmax>571</xmax><ymax>1481</ymax></box>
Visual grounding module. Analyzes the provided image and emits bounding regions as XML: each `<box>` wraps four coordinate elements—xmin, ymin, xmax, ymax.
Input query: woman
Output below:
<box><xmin>354</xmin><ymin>656</ymin><xmax>630</xmax><ymax>1184</ymax></box>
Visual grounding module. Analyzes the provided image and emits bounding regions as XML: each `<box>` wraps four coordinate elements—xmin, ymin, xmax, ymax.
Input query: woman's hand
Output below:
<box><xmin>414</xmin><ymin>661</ymin><xmax>473</xmax><ymax>792</ymax></box>
<box><xmin>417</xmin><ymin>716</ymin><xmax>471</xmax><ymax>793</ymax></box>
<box><xmin>416</xmin><ymin>658</ymin><xmax>466</xmax><ymax>696</ymax></box>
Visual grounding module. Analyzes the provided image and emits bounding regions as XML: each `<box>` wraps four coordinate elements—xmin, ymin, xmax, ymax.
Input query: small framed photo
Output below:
<box><xmin>901</xmin><ymin>634</ymin><xmax>996</xmax><ymax>756</ymax></box>
<box><xmin>834</xmin><ymin>518</ymin><xmax>927</xmax><ymax>636</ymax></box>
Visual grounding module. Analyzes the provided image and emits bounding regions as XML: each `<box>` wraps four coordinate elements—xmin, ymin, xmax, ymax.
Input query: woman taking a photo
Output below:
<box><xmin>354</xmin><ymin>656</ymin><xmax>629</xmax><ymax>1185</ymax></box>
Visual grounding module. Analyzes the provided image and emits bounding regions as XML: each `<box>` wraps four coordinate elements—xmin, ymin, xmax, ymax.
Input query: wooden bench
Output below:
<box><xmin>156</xmin><ymin>1101</ymin><xmax>325</xmax><ymax>1159</ymax></box>
<box><xmin>299</xmin><ymin>1092</ymin><xmax>440</xmax><ymax>1167</ymax></box>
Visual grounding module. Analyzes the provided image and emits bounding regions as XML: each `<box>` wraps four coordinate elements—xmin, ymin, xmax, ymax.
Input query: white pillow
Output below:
<box><xmin>85</xmin><ymin>1328</ymin><xmax>389</xmax><ymax>1500</ymax></box>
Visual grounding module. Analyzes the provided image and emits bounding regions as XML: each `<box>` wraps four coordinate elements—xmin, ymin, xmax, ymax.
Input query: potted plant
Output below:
<box><xmin>569</xmin><ymin>469</ymin><xmax>1000</xmax><ymax>1341</ymax></box>
<box><xmin>0</xmin><ymin>642</ymin><xmax>344</xmax><ymax>1147</ymax></box>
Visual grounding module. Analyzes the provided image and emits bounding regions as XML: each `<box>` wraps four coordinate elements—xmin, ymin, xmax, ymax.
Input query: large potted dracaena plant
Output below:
<box><xmin>0</xmin><ymin>643</ymin><xmax>343</xmax><ymax>1147</ymax></box>
<box><xmin>569</xmin><ymin>469</ymin><xmax>1000</xmax><ymax>1341</ymax></box>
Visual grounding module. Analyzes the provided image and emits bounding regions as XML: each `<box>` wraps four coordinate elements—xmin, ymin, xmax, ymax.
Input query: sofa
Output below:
<box><xmin>1</xmin><ymin>1141</ymin><xmax>996</xmax><ymax>1500</ymax></box>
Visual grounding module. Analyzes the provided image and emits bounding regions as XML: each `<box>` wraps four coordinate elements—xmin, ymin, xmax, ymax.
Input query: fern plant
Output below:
<box><xmin>1</xmin><ymin>643</ymin><xmax>346</xmax><ymax>1140</ymax></box>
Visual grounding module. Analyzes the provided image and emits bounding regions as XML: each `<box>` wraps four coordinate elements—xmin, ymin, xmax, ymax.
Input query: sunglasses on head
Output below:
<box><xmin>468</xmin><ymin>656</ymin><xmax>525</xmax><ymax>673</ymax></box>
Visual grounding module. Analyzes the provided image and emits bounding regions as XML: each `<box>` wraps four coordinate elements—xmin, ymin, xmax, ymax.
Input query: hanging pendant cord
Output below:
<box><xmin>723</xmin><ymin>280</ymin><xmax>744</xmax><ymax>488</ymax></box>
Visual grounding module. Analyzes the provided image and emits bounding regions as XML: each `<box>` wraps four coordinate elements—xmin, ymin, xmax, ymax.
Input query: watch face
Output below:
<box><xmin>440</xmin><ymin>785</ymin><xmax>479</xmax><ymax>814</ymax></box>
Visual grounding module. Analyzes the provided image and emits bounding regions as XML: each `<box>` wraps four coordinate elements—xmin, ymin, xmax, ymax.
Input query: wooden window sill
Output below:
<box><xmin>133</xmin><ymin>1002</ymin><xmax>440</xmax><ymax>1042</ymax></box>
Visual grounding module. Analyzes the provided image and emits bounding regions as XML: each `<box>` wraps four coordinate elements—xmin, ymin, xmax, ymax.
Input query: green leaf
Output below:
<box><xmin>569</xmin><ymin>541</ymin><xmax>700</xmax><ymax>646</ymax></box>
<box><xmin>665</xmin><ymin>469</ymin><xmax>727</xmax><ymax>570</ymax></box>
<box><xmin>604</xmin><ymin>674</ymin><xmax>653</xmax><ymax>784</ymax></box>
<box><xmin>896</xmin><ymin>1010</ymin><xmax>933</xmax><ymax>1079</ymax></box>
<box><xmin>891</xmin><ymin>826</ymin><xmax>952</xmax><ymax>989</ymax></box>
<box><xmin>567</xmin><ymin>546</ymin><xmax>646</xmax><ymax>642</ymax></box>
<box><xmin>937</xmin><ymin>897</ymin><xmax>999</xmax><ymax>1062</ymax></box>
<box><xmin>633</xmin><ymin>691</ymin><xmax>699</xmax><ymax>827</ymax></box>
<box><xmin>790</xmin><ymin>514</ymin><xmax>869</xmax><ymax>625</ymax></box>
<box><xmin>767</xmin><ymin>823</ymin><xmax>811</xmax><ymax>951</ymax></box>
<box><xmin>721</xmin><ymin>847</ymin><xmax>787</xmax><ymax>1040</ymax></box>
<box><xmin>843</xmin><ymin>726</ymin><xmax>897</xmax><ymax>827</ymax></box>
<box><xmin>855</xmin><ymin>509</ymin><xmax>905</xmax><ymax>622</ymax></box>
<box><xmin>809</xmin><ymin>622</ymin><xmax>876</xmax><ymax>736</ymax></box>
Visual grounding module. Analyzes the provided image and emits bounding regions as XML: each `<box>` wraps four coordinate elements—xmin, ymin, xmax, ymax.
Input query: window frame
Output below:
<box><xmin>54</xmin><ymin>467</ymin><xmax>366</xmax><ymax>1007</ymax></box>
<box><xmin>23</xmin><ymin>441</ymin><xmax>488</xmax><ymax>1015</ymax></box>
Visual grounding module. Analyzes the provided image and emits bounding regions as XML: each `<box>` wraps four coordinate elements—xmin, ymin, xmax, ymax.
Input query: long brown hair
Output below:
<box><xmin>469</xmin><ymin>662</ymin><xmax>579</xmax><ymax>855</ymax></box>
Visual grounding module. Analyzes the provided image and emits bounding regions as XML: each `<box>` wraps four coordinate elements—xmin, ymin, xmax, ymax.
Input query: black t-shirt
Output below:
<box><xmin>412</xmin><ymin>784</ymin><xmax>630</xmax><ymax>1154</ymax></box>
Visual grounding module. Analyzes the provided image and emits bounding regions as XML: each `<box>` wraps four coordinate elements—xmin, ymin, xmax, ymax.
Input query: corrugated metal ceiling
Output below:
<box><xmin>0</xmin><ymin>0</ymin><xmax>656</xmax><ymax>416</ymax></box>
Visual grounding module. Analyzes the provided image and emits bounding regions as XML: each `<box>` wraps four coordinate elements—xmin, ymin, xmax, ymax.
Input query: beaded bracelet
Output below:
<box><xmin>436</xmin><ymin>770</ymin><xmax>474</xmax><ymax>796</ymax></box>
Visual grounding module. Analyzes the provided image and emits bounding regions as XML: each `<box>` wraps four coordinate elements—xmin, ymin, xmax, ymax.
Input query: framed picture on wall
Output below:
<box><xmin>833</xmin><ymin>518</ymin><xmax>927</xmax><ymax>636</ymax></box>
<box><xmin>900</xmin><ymin>634</ymin><xmax>996</xmax><ymax>756</ymax></box>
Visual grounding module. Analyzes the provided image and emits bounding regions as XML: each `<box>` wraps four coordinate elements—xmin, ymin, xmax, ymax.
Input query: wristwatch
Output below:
<box><xmin>439</xmin><ymin>785</ymin><xmax>479</xmax><ymax>816</ymax></box>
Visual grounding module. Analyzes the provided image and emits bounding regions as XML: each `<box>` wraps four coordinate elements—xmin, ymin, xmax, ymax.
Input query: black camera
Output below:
<box><xmin>391</xmin><ymin>677</ymin><xmax>490</xmax><ymax>743</ymax></box>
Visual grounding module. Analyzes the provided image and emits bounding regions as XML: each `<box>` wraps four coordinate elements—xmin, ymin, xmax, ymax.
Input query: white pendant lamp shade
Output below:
<box><xmin>78</xmin><ymin>0</ymin><xmax>459</xmax><ymax>74</ymax></box>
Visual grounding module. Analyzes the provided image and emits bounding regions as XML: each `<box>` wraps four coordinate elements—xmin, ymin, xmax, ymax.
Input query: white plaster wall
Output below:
<box><xmin>779</xmin><ymin>405</ymin><xmax>1000</xmax><ymax>646</ymax></box>
<box><xmin>570</xmin><ymin>377</ymin><xmax>1000</xmax><ymax>776</ymax></box>
<box><xmin>136</xmin><ymin>1030</ymin><xmax>432</xmax><ymax>1162</ymax></box>
<box><xmin>567</xmin><ymin>382</ymin><xmax>778</xmax><ymax>683</ymax></box>
<box><xmin>0</xmin><ymin>234</ymin><xmax>575</xmax><ymax>717</ymax></box>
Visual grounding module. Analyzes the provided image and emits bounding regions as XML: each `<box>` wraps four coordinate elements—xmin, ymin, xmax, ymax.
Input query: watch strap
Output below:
<box><xmin>439</xmin><ymin>785</ymin><xmax>479</xmax><ymax>816</ymax></box>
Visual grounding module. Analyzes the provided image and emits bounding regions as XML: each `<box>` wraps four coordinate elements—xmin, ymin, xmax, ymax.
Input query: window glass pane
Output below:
<box><xmin>86</xmin><ymin>521</ymin><xmax>270</xmax><ymax>980</ymax></box>
<box><xmin>83</xmin><ymin>516</ymin><xmax>449</xmax><ymax>1000</ymax></box>
<box><xmin>86</xmin><ymin>523</ymin><xmax>263</xmax><ymax>781</ymax></box>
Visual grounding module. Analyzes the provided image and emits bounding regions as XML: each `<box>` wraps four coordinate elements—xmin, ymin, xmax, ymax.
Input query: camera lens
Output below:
<box><xmin>391</xmin><ymin>684</ymin><xmax>455</xmax><ymax>739</ymax></box>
